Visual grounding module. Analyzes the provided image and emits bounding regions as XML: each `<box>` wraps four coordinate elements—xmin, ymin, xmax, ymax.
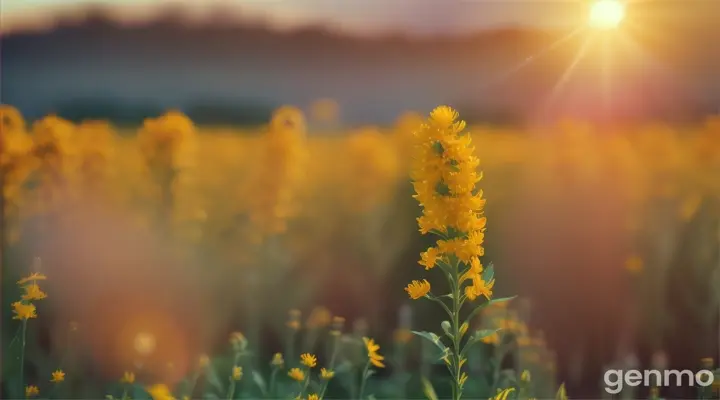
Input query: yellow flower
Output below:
<box><xmin>393</xmin><ymin>328</ymin><xmax>413</xmax><ymax>344</ymax></box>
<box><xmin>300</xmin><ymin>353</ymin><xmax>317</xmax><ymax>368</ymax></box>
<box><xmin>25</xmin><ymin>385</ymin><xmax>40</xmax><ymax>398</ymax></box>
<box><xmin>232</xmin><ymin>366</ymin><xmax>243</xmax><ymax>381</ymax></box>
<box><xmin>492</xmin><ymin>387</ymin><xmax>515</xmax><ymax>400</ymax></box>
<box><xmin>146</xmin><ymin>384</ymin><xmax>175</xmax><ymax>400</ymax></box>
<box><xmin>419</xmin><ymin>247</ymin><xmax>440</xmax><ymax>270</ymax></box>
<box><xmin>121</xmin><ymin>371</ymin><xmax>136</xmax><ymax>384</ymax></box>
<box><xmin>306</xmin><ymin>307</ymin><xmax>332</xmax><ymax>329</ymax></box>
<box><xmin>481</xmin><ymin>332</ymin><xmax>500</xmax><ymax>345</ymax></box>
<box><xmin>288</xmin><ymin>367</ymin><xmax>305</xmax><ymax>381</ymax></box>
<box><xmin>51</xmin><ymin>369</ymin><xmax>65</xmax><ymax>383</ymax></box>
<box><xmin>362</xmin><ymin>337</ymin><xmax>385</xmax><ymax>368</ymax></box>
<box><xmin>271</xmin><ymin>352</ymin><xmax>285</xmax><ymax>367</ymax></box>
<box><xmin>17</xmin><ymin>273</ymin><xmax>47</xmax><ymax>285</ymax></box>
<box><xmin>230</xmin><ymin>331</ymin><xmax>247</xmax><ymax>351</ymax></box>
<box><xmin>320</xmin><ymin>368</ymin><xmax>334</xmax><ymax>380</ymax></box>
<box><xmin>405</xmin><ymin>279</ymin><xmax>431</xmax><ymax>300</ymax></box>
<box><xmin>307</xmin><ymin>394</ymin><xmax>319</xmax><ymax>400</ymax></box>
<box><xmin>625</xmin><ymin>255</ymin><xmax>643</xmax><ymax>275</ymax></box>
<box><xmin>459</xmin><ymin>323</ymin><xmax>469</xmax><ymax>337</ymax></box>
<box><xmin>22</xmin><ymin>284</ymin><xmax>47</xmax><ymax>301</ymax></box>
<box><xmin>12</xmin><ymin>301</ymin><xmax>37</xmax><ymax>320</ymax></box>
<box><xmin>459</xmin><ymin>372</ymin><xmax>468</xmax><ymax>387</ymax></box>
<box><xmin>465</xmin><ymin>275</ymin><xmax>494</xmax><ymax>301</ymax></box>
<box><xmin>198</xmin><ymin>354</ymin><xmax>210</xmax><ymax>369</ymax></box>
<box><xmin>330</xmin><ymin>316</ymin><xmax>345</xmax><ymax>336</ymax></box>
<box><xmin>520</xmin><ymin>370</ymin><xmax>531</xmax><ymax>382</ymax></box>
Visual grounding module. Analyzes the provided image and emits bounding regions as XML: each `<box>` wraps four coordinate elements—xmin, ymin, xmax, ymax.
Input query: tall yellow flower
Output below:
<box><xmin>362</xmin><ymin>337</ymin><xmax>385</xmax><ymax>368</ymax></box>
<box><xmin>411</xmin><ymin>105</ymin><xmax>490</xmax><ymax>300</ymax></box>
<box><xmin>320</xmin><ymin>368</ymin><xmax>334</xmax><ymax>380</ymax></box>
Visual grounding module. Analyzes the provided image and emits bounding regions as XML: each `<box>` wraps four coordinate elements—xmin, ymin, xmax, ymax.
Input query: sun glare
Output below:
<box><xmin>589</xmin><ymin>0</ymin><xmax>625</xmax><ymax>30</ymax></box>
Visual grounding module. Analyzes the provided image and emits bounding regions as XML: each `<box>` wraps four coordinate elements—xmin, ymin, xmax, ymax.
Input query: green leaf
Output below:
<box><xmin>205</xmin><ymin>364</ymin><xmax>226</xmax><ymax>395</ymax></box>
<box><xmin>482</xmin><ymin>263</ymin><xmax>495</xmax><ymax>283</ymax></box>
<box><xmin>411</xmin><ymin>331</ymin><xmax>447</xmax><ymax>353</ymax></box>
<box><xmin>556</xmin><ymin>383</ymin><xmax>568</xmax><ymax>400</ymax></box>
<box><xmin>252</xmin><ymin>371</ymin><xmax>268</xmax><ymax>397</ymax></box>
<box><xmin>461</xmin><ymin>296</ymin><xmax>517</xmax><ymax>328</ymax></box>
<box><xmin>421</xmin><ymin>376</ymin><xmax>439</xmax><ymax>400</ymax></box>
<box><xmin>461</xmin><ymin>329</ymin><xmax>502</xmax><ymax>356</ymax></box>
<box><xmin>367</xmin><ymin>395</ymin><xmax>378</xmax><ymax>400</ymax></box>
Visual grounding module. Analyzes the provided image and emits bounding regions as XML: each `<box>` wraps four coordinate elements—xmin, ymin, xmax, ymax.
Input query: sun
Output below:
<box><xmin>589</xmin><ymin>0</ymin><xmax>626</xmax><ymax>30</ymax></box>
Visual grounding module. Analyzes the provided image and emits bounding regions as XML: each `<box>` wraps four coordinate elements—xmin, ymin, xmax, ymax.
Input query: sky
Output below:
<box><xmin>1</xmin><ymin>0</ymin><xmax>591</xmax><ymax>34</ymax></box>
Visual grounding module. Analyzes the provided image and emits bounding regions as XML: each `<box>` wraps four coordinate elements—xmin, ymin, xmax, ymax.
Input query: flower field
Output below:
<box><xmin>2</xmin><ymin>102</ymin><xmax>720</xmax><ymax>400</ymax></box>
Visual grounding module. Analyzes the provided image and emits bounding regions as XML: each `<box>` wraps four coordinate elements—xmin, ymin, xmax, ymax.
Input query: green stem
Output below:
<box><xmin>19</xmin><ymin>319</ymin><xmax>28</xmax><ymax>392</ymax></box>
<box><xmin>268</xmin><ymin>368</ymin><xmax>279</xmax><ymax>399</ymax></box>
<box><xmin>357</xmin><ymin>360</ymin><xmax>371</xmax><ymax>400</ymax></box>
<box><xmin>318</xmin><ymin>335</ymin><xmax>341</xmax><ymax>399</ymax></box>
<box><xmin>120</xmin><ymin>387</ymin><xmax>128</xmax><ymax>400</ymax></box>
<box><xmin>450</xmin><ymin>259</ymin><xmax>462</xmax><ymax>400</ymax></box>
<box><xmin>227</xmin><ymin>379</ymin><xmax>236</xmax><ymax>400</ymax></box>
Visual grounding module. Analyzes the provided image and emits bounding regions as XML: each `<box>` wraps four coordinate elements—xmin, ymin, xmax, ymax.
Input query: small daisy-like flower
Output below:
<box><xmin>146</xmin><ymin>384</ymin><xmax>175</xmax><ymax>400</ymax></box>
<box><xmin>25</xmin><ymin>385</ymin><xmax>40</xmax><ymax>398</ymax></box>
<box><xmin>320</xmin><ymin>368</ymin><xmax>334</xmax><ymax>380</ymax></box>
<box><xmin>404</xmin><ymin>279</ymin><xmax>431</xmax><ymax>300</ymax></box>
<box><xmin>307</xmin><ymin>394</ymin><xmax>319</xmax><ymax>400</ymax></box>
<box><xmin>232</xmin><ymin>366</ymin><xmax>243</xmax><ymax>381</ymax></box>
<box><xmin>17</xmin><ymin>272</ymin><xmax>47</xmax><ymax>285</ymax></box>
<box><xmin>362</xmin><ymin>337</ymin><xmax>385</xmax><ymax>368</ymax></box>
<box><xmin>22</xmin><ymin>284</ymin><xmax>47</xmax><ymax>301</ymax></box>
<box><xmin>12</xmin><ymin>301</ymin><xmax>37</xmax><ymax>320</ymax></box>
<box><xmin>51</xmin><ymin>369</ymin><xmax>65</xmax><ymax>383</ymax></box>
<box><xmin>288</xmin><ymin>367</ymin><xmax>305</xmax><ymax>382</ymax></box>
<box><xmin>419</xmin><ymin>247</ymin><xmax>440</xmax><ymax>270</ymax></box>
<box><xmin>300</xmin><ymin>353</ymin><xmax>317</xmax><ymax>368</ymax></box>
<box><xmin>120</xmin><ymin>371</ymin><xmax>135</xmax><ymax>384</ymax></box>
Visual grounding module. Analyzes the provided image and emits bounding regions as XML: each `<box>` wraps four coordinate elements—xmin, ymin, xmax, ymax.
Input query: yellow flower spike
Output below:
<box><xmin>362</xmin><ymin>337</ymin><xmax>385</xmax><ymax>368</ymax></box>
<box><xmin>232</xmin><ymin>366</ymin><xmax>243</xmax><ymax>381</ymax></box>
<box><xmin>17</xmin><ymin>272</ymin><xmax>47</xmax><ymax>285</ymax></box>
<box><xmin>492</xmin><ymin>387</ymin><xmax>515</xmax><ymax>400</ymax></box>
<box><xmin>21</xmin><ymin>284</ymin><xmax>47</xmax><ymax>301</ymax></box>
<box><xmin>288</xmin><ymin>367</ymin><xmax>305</xmax><ymax>382</ymax></box>
<box><xmin>12</xmin><ymin>301</ymin><xmax>37</xmax><ymax>320</ymax></box>
<box><xmin>120</xmin><ymin>371</ymin><xmax>136</xmax><ymax>384</ymax></box>
<box><xmin>405</xmin><ymin>279</ymin><xmax>431</xmax><ymax>300</ymax></box>
<box><xmin>271</xmin><ymin>353</ymin><xmax>285</xmax><ymax>367</ymax></box>
<box><xmin>300</xmin><ymin>353</ymin><xmax>317</xmax><ymax>368</ymax></box>
<box><xmin>25</xmin><ymin>385</ymin><xmax>40</xmax><ymax>398</ymax></box>
<box><xmin>50</xmin><ymin>369</ymin><xmax>65</xmax><ymax>383</ymax></box>
<box><xmin>146</xmin><ymin>384</ymin><xmax>175</xmax><ymax>400</ymax></box>
<box><xmin>320</xmin><ymin>367</ymin><xmax>335</xmax><ymax>380</ymax></box>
